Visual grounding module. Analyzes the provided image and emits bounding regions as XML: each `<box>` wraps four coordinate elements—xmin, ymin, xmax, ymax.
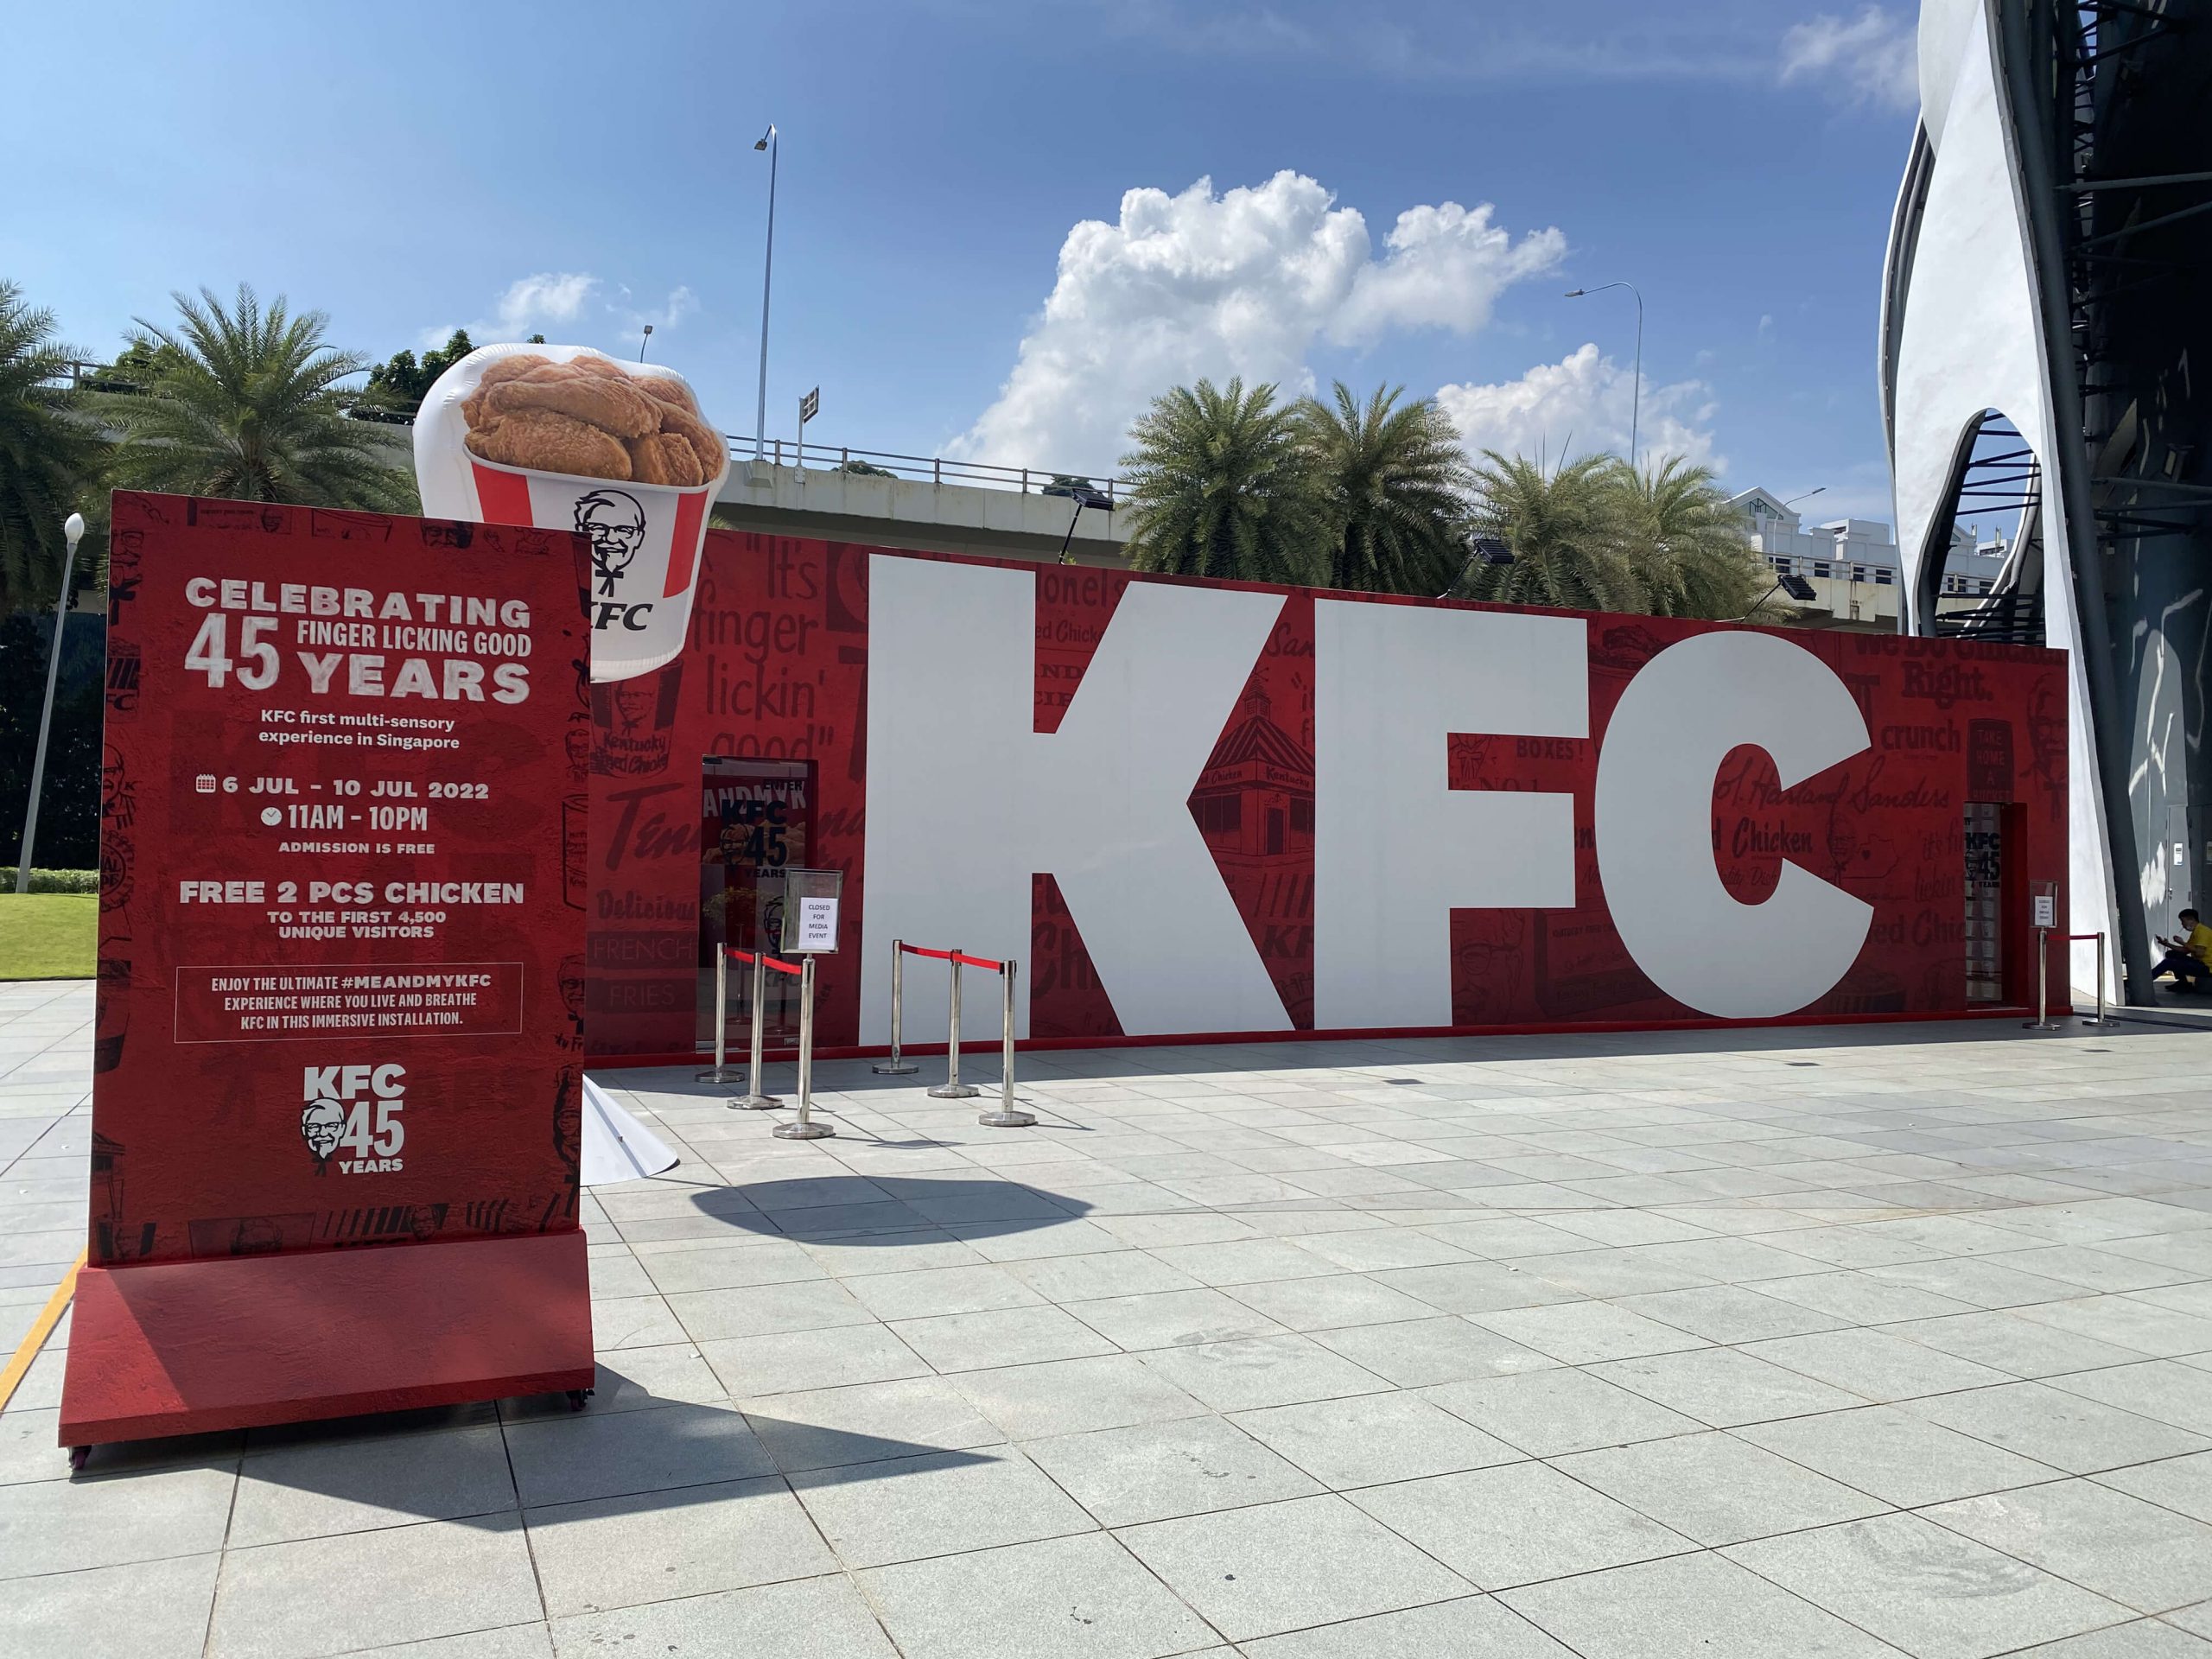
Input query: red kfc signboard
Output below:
<box><xmin>62</xmin><ymin>493</ymin><xmax>596</xmax><ymax>1448</ymax></box>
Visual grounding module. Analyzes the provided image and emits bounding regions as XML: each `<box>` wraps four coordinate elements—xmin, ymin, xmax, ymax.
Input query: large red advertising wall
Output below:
<box><xmin>586</xmin><ymin>531</ymin><xmax>2069</xmax><ymax>1059</ymax></box>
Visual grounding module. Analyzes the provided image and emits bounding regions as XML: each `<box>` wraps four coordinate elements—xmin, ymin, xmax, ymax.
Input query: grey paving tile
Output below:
<box><xmin>1423</xmin><ymin>1365</ymin><xmax>1702</xmax><ymax>1457</ymax></box>
<box><xmin>2003</xmin><ymin>1623</ymin><xmax>2212</xmax><ymax>1658</ymax></box>
<box><xmin>892</xmin><ymin>1305</ymin><xmax>1120</xmax><ymax>1371</ymax></box>
<box><xmin>525</xmin><ymin>1475</ymin><xmax>835</xmax><ymax>1617</ymax></box>
<box><xmin>230</xmin><ymin>1423</ymin><xmax>516</xmax><ymax>1546</ymax></box>
<box><xmin>1931</xmin><ymin>1480</ymin><xmax>2212</xmax><ymax>1614</ymax></box>
<box><xmin>1117</xmin><ymin>1492</ymin><xmax>1472</xmax><ymax>1642</ymax></box>
<box><xmin>1238</xmin><ymin>1593</ymin><xmax>1574</xmax><ymax>1656</ymax></box>
<box><xmin>344</xmin><ymin>1630</ymin><xmax>553</xmax><ymax>1659</ymax></box>
<box><xmin>1591</xmin><ymin>1345</ymin><xmax>1865</xmax><ymax>1427</ymax></box>
<box><xmin>664</xmin><ymin>1277</ymin><xmax>873</xmax><ymax>1341</ymax></box>
<box><xmin>1023</xmin><ymin>1414</ymin><xmax>1319</xmax><ymax>1526</ymax></box>
<box><xmin>698</xmin><ymin>1323</ymin><xmax>931</xmax><ymax>1396</ymax></box>
<box><xmin>2097</xmin><ymin>1451</ymin><xmax>2212</xmax><ymax>1523</ymax></box>
<box><xmin>1224</xmin><ymin>1271</ymin><xmax>1440</xmax><ymax>1332</ymax></box>
<box><xmin>1726</xmin><ymin>1512</ymin><xmax>2132</xmax><ymax>1659</ymax></box>
<box><xmin>548</xmin><ymin>1572</ymin><xmax>896</xmax><ymax>1657</ymax></box>
<box><xmin>1909</xmin><ymin>1381</ymin><xmax>2210</xmax><ymax>1474</ymax></box>
<box><xmin>1616</xmin><ymin>1282</ymin><xmax>1849</xmax><ymax>1343</ymax></box>
<box><xmin>949</xmin><ymin>1352</ymin><xmax>1210</xmax><ymax>1440</ymax></box>
<box><xmin>0</xmin><ymin>1462</ymin><xmax>235</xmax><ymax>1578</ymax></box>
<box><xmin>1557</xmin><ymin>1428</ymin><xmax>1889</xmax><ymax>1544</ymax></box>
<box><xmin>1148</xmin><ymin>1237</ymin><xmax>1339</xmax><ymax>1286</ymax></box>
<box><xmin>1136</xmin><ymin>1332</ymin><xmax>1390</xmax><ymax>1412</ymax></box>
<box><xmin>207</xmin><ymin>1516</ymin><xmax>543</xmax><ymax>1659</ymax></box>
<box><xmin>1760</xmin><ymin>1268</ymin><xmax>1979</xmax><ymax>1325</ymax></box>
<box><xmin>503</xmin><ymin>1399</ymin><xmax>774</xmax><ymax>1507</ymax></box>
<box><xmin>740</xmin><ymin>1375</ymin><xmax>1004</xmax><ymax>1471</ymax></box>
<box><xmin>1740</xmin><ymin>1326</ymin><xmax>2017</xmax><ymax>1402</ymax></box>
<box><xmin>2018</xmin><ymin>1294</ymin><xmax>2212</xmax><ymax>1358</ymax></box>
<box><xmin>1230</xmin><ymin>1389</ymin><xmax>1522</xmax><ymax>1489</ymax></box>
<box><xmin>1351</xmin><ymin>1460</ymin><xmax>1692</xmax><ymax>1589</ymax></box>
<box><xmin>859</xmin><ymin>1531</ymin><xmax>1217</xmax><ymax>1659</ymax></box>
<box><xmin>2053</xmin><ymin>1361</ymin><xmax>2212</xmax><ymax>1437</ymax></box>
<box><xmin>791</xmin><ymin>1446</ymin><xmax>1094</xmax><ymax>1567</ymax></box>
<box><xmin>1063</xmin><ymin>1287</ymin><xmax>1287</xmax><ymax>1351</ymax></box>
<box><xmin>1502</xmin><ymin>1549</ymin><xmax>1909</xmax><ymax>1658</ymax></box>
<box><xmin>1000</xmin><ymin>1249</ymin><xmax>1199</xmax><ymax>1302</ymax></box>
<box><xmin>1308</xmin><ymin>1313</ymin><xmax>1556</xmax><ymax>1387</ymax></box>
<box><xmin>1370</xmin><ymin>1259</ymin><xmax>1571</xmax><ymax>1313</ymax></box>
<box><xmin>0</xmin><ymin>1550</ymin><xmax>220</xmax><ymax>1659</ymax></box>
<box><xmin>1740</xmin><ymin>1402</ymin><xmax>2064</xmax><ymax>1506</ymax></box>
<box><xmin>1469</xmin><ymin>1300</ymin><xmax>1711</xmax><ymax>1364</ymax></box>
<box><xmin>1885</xmin><ymin>1309</ymin><xmax>2152</xmax><ymax>1379</ymax></box>
<box><xmin>840</xmin><ymin>1262</ymin><xmax>1046</xmax><ymax>1320</ymax></box>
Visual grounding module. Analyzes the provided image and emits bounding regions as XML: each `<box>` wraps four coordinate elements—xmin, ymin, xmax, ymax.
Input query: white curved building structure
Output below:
<box><xmin>1883</xmin><ymin>0</ymin><xmax>2211</xmax><ymax>1001</ymax></box>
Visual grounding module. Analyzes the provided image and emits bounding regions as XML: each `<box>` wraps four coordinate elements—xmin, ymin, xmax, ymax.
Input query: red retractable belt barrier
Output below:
<box><xmin>895</xmin><ymin>943</ymin><xmax>1006</xmax><ymax>973</ymax></box>
<box><xmin>726</xmin><ymin>947</ymin><xmax>804</xmax><ymax>976</ymax></box>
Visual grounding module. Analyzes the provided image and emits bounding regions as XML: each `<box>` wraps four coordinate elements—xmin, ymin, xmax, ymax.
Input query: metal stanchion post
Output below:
<box><xmin>2085</xmin><ymin>931</ymin><xmax>2113</xmax><ymax>1026</ymax></box>
<box><xmin>872</xmin><ymin>938</ymin><xmax>918</xmax><ymax>1075</ymax></box>
<box><xmin>729</xmin><ymin>951</ymin><xmax>782</xmax><ymax>1109</ymax></box>
<box><xmin>695</xmin><ymin>950</ymin><xmax>738</xmax><ymax>1084</ymax></box>
<box><xmin>978</xmin><ymin>958</ymin><xmax>1034</xmax><ymax>1128</ymax></box>
<box><xmin>775</xmin><ymin>957</ymin><xmax>834</xmax><ymax>1140</ymax></box>
<box><xmin>928</xmin><ymin>948</ymin><xmax>979</xmax><ymax>1099</ymax></box>
<box><xmin>2024</xmin><ymin>925</ymin><xmax>2060</xmax><ymax>1030</ymax></box>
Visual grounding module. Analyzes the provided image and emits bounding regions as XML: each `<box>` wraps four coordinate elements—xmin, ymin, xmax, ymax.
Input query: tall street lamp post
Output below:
<box><xmin>15</xmin><ymin>512</ymin><xmax>87</xmax><ymax>893</ymax></box>
<box><xmin>1566</xmin><ymin>282</ymin><xmax>1643</xmax><ymax>473</ymax></box>
<box><xmin>753</xmin><ymin>124</ymin><xmax>779</xmax><ymax>461</ymax></box>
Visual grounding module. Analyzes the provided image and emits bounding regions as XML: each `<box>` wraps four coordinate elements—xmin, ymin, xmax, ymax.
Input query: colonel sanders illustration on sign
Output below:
<box><xmin>301</xmin><ymin>1097</ymin><xmax>345</xmax><ymax>1166</ymax></box>
<box><xmin>576</xmin><ymin>490</ymin><xmax>647</xmax><ymax>598</ymax></box>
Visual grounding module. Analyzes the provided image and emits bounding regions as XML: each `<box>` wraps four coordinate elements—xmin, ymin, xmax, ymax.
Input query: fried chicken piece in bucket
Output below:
<box><xmin>636</xmin><ymin>376</ymin><xmax>701</xmax><ymax>416</ymax></box>
<box><xmin>461</xmin><ymin>353</ymin><xmax>555</xmax><ymax>425</ymax></box>
<box><xmin>467</xmin><ymin>409</ymin><xmax>632</xmax><ymax>480</ymax></box>
<box><xmin>652</xmin><ymin>403</ymin><xmax>727</xmax><ymax>478</ymax></box>
<box><xmin>626</xmin><ymin>431</ymin><xmax>705</xmax><ymax>487</ymax></box>
<box><xmin>484</xmin><ymin>372</ymin><xmax>662</xmax><ymax>439</ymax></box>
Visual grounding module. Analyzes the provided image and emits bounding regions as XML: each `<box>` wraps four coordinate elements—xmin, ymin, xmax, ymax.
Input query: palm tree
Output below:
<box><xmin>1298</xmin><ymin>383</ymin><xmax>1471</xmax><ymax>594</ymax></box>
<box><xmin>1610</xmin><ymin>456</ymin><xmax>1769</xmax><ymax>620</ymax></box>
<box><xmin>1457</xmin><ymin>450</ymin><xmax>1642</xmax><ymax>612</ymax></box>
<box><xmin>0</xmin><ymin>282</ymin><xmax>105</xmax><ymax>611</ymax></box>
<box><xmin>1120</xmin><ymin>378</ymin><xmax>1327</xmax><ymax>585</ymax></box>
<box><xmin>103</xmin><ymin>285</ymin><xmax>414</xmax><ymax>512</ymax></box>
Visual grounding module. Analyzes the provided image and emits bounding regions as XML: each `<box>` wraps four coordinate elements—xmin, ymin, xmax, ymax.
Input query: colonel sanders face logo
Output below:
<box><xmin>613</xmin><ymin>678</ymin><xmax>656</xmax><ymax>734</ymax></box>
<box><xmin>576</xmin><ymin>489</ymin><xmax>647</xmax><ymax>597</ymax></box>
<box><xmin>301</xmin><ymin>1098</ymin><xmax>345</xmax><ymax>1163</ymax></box>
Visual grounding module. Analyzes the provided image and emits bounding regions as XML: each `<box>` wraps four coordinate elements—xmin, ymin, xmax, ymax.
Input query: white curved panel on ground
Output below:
<box><xmin>581</xmin><ymin>1077</ymin><xmax>678</xmax><ymax>1185</ymax></box>
<box><xmin>1313</xmin><ymin>600</ymin><xmax>1586</xmax><ymax>1031</ymax></box>
<box><xmin>861</xmin><ymin>555</ymin><xmax>1292</xmax><ymax>1043</ymax></box>
<box><xmin>1885</xmin><ymin>0</ymin><xmax>2116</xmax><ymax>993</ymax></box>
<box><xmin>1595</xmin><ymin>632</ymin><xmax>1873</xmax><ymax>1018</ymax></box>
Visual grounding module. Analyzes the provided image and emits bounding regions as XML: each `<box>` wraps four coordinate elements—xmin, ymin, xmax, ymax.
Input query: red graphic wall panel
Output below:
<box><xmin>584</xmin><ymin>532</ymin><xmax>2068</xmax><ymax>1058</ymax></box>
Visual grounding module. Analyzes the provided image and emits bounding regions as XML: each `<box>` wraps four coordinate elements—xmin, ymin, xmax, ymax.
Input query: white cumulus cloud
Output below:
<box><xmin>950</xmin><ymin>170</ymin><xmax>1566</xmax><ymax>474</ymax></box>
<box><xmin>422</xmin><ymin>273</ymin><xmax>701</xmax><ymax>349</ymax></box>
<box><xmin>493</xmin><ymin>272</ymin><xmax>601</xmax><ymax>334</ymax></box>
<box><xmin>1435</xmin><ymin>343</ymin><xmax>1721</xmax><ymax>473</ymax></box>
<box><xmin>1780</xmin><ymin>7</ymin><xmax>1918</xmax><ymax>111</ymax></box>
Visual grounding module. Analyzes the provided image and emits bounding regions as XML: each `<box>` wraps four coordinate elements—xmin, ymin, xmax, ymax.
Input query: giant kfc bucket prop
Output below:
<box><xmin>415</xmin><ymin>345</ymin><xmax>728</xmax><ymax>682</ymax></box>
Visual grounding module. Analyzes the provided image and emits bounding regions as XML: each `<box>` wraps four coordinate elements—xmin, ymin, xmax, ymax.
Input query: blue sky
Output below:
<box><xmin>6</xmin><ymin>1</ymin><xmax>1921</xmax><ymax>518</ymax></box>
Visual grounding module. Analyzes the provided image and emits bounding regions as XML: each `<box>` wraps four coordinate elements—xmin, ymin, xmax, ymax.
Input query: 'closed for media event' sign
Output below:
<box><xmin>61</xmin><ymin>493</ymin><xmax>597</xmax><ymax>1446</ymax></box>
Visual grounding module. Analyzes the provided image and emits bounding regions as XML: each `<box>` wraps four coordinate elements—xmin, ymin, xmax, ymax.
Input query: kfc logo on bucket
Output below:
<box><xmin>413</xmin><ymin>345</ymin><xmax>728</xmax><ymax>683</ymax></box>
<box><xmin>301</xmin><ymin>1062</ymin><xmax>408</xmax><ymax>1174</ymax></box>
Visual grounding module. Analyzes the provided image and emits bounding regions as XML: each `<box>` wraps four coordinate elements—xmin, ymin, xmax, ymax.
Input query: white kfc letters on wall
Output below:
<box><xmin>861</xmin><ymin>556</ymin><xmax>1876</xmax><ymax>1040</ymax></box>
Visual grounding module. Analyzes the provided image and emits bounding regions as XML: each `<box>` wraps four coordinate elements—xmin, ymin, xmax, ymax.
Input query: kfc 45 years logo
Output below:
<box><xmin>300</xmin><ymin>1063</ymin><xmax>407</xmax><ymax>1174</ymax></box>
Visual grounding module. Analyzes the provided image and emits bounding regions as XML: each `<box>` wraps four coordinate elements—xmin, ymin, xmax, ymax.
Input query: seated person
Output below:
<box><xmin>2149</xmin><ymin>907</ymin><xmax>2212</xmax><ymax>993</ymax></box>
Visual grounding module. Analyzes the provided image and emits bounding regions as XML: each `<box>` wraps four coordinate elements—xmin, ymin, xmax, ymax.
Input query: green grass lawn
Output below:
<box><xmin>0</xmin><ymin>893</ymin><xmax>99</xmax><ymax>980</ymax></box>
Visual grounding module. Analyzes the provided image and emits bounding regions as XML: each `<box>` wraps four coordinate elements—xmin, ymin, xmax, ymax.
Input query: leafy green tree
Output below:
<box><xmin>0</xmin><ymin>282</ymin><xmax>106</xmax><ymax>611</ymax></box>
<box><xmin>1120</xmin><ymin>378</ymin><xmax>1326</xmax><ymax>584</ymax></box>
<box><xmin>1609</xmin><ymin>456</ymin><xmax>1769</xmax><ymax>621</ymax></box>
<box><xmin>1456</xmin><ymin>450</ymin><xmax>1640</xmax><ymax>611</ymax></box>
<box><xmin>1298</xmin><ymin>382</ymin><xmax>1470</xmax><ymax>594</ymax></box>
<box><xmin>357</xmin><ymin>327</ymin><xmax>479</xmax><ymax>421</ymax></box>
<box><xmin>101</xmin><ymin>285</ymin><xmax>414</xmax><ymax>511</ymax></box>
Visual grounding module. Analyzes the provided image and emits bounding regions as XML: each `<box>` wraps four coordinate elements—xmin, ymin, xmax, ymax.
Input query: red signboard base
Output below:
<box><xmin>59</xmin><ymin>1231</ymin><xmax>594</xmax><ymax>1446</ymax></box>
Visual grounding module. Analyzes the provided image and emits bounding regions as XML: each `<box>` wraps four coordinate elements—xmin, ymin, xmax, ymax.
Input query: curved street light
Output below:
<box><xmin>15</xmin><ymin>512</ymin><xmax>87</xmax><ymax>893</ymax></box>
<box><xmin>1566</xmin><ymin>282</ymin><xmax>1643</xmax><ymax>473</ymax></box>
<box><xmin>753</xmin><ymin>124</ymin><xmax>779</xmax><ymax>461</ymax></box>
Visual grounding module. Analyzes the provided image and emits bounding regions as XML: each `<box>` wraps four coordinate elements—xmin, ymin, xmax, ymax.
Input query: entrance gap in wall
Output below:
<box><xmin>697</xmin><ymin>756</ymin><xmax>817</xmax><ymax>1052</ymax></box>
